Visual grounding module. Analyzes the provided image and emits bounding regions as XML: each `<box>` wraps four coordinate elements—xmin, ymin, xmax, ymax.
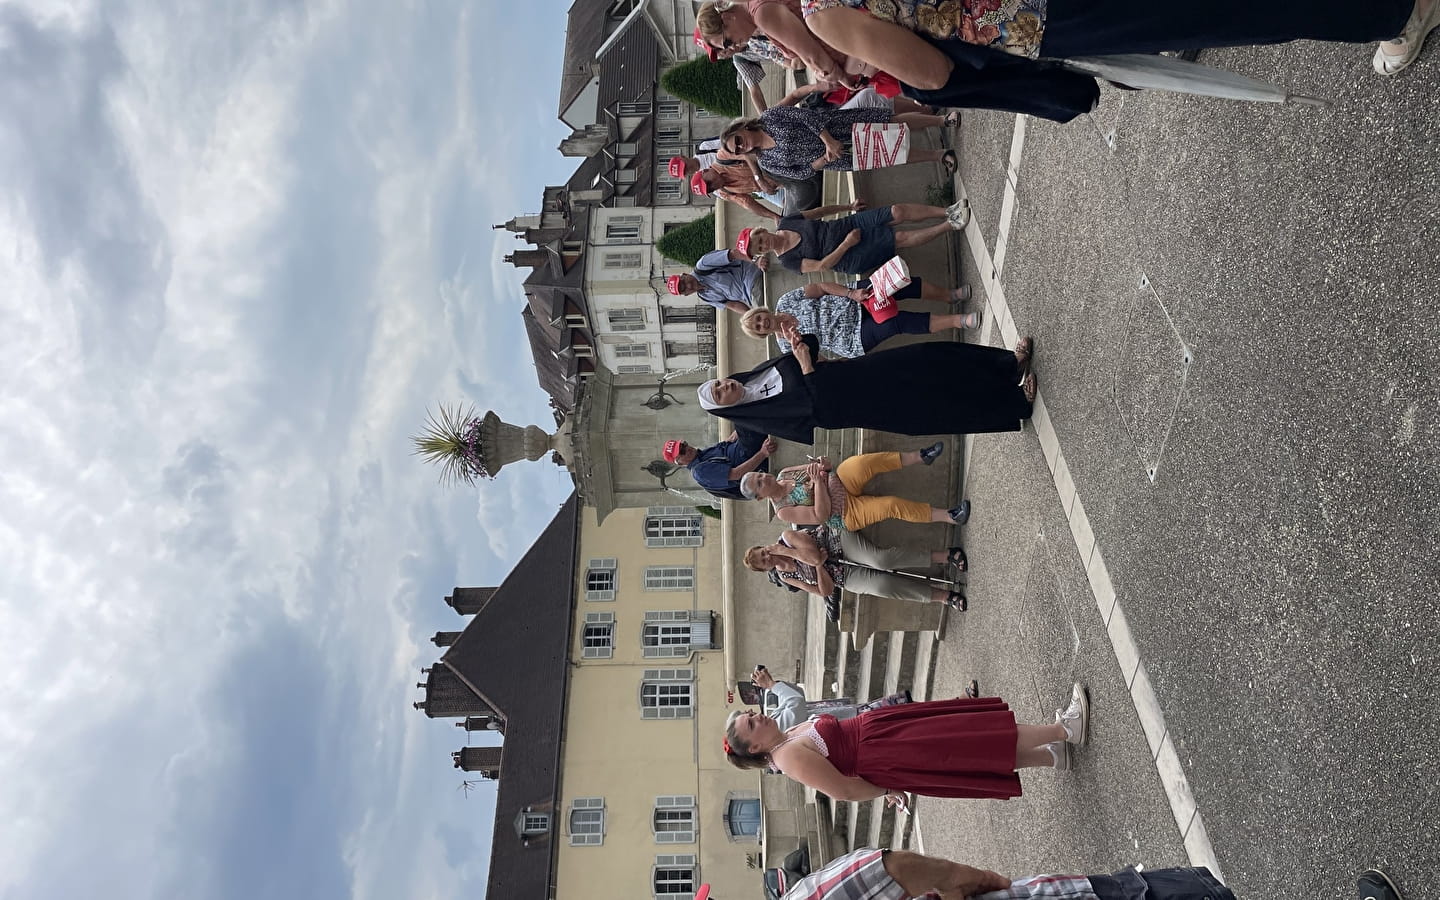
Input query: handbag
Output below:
<box><xmin>850</xmin><ymin>122</ymin><xmax>910</xmax><ymax>170</ymax></box>
<box><xmin>863</xmin><ymin>256</ymin><xmax>911</xmax><ymax>323</ymax></box>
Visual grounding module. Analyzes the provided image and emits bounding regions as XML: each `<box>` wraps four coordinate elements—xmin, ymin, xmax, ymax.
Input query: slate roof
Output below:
<box><xmin>431</xmin><ymin>492</ymin><xmax>582</xmax><ymax>899</ymax></box>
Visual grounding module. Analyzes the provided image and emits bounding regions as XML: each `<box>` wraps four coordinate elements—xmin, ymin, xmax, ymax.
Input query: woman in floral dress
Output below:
<box><xmin>740</xmin><ymin>281</ymin><xmax>977</xmax><ymax>358</ymax></box>
<box><xmin>790</xmin><ymin>0</ymin><xmax>1430</xmax><ymax>121</ymax></box>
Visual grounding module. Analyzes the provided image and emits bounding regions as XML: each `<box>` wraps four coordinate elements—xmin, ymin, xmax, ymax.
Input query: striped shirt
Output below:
<box><xmin>782</xmin><ymin>849</ymin><xmax>1100</xmax><ymax>900</ymax></box>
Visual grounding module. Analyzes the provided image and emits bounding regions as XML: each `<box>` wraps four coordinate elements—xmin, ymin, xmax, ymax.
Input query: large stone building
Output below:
<box><xmin>414</xmin><ymin>494</ymin><xmax>762</xmax><ymax>899</ymax></box>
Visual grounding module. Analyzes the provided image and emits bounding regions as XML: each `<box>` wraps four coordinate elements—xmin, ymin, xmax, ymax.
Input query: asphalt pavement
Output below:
<box><xmin>912</xmin><ymin>39</ymin><xmax>1440</xmax><ymax>900</ymax></box>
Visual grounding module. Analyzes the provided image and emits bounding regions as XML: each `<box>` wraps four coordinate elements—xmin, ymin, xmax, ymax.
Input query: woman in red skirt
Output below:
<box><xmin>724</xmin><ymin>686</ymin><xmax>1089</xmax><ymax>803</ymax></box>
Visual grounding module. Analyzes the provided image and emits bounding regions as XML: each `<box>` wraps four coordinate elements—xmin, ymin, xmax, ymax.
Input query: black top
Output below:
<box><xmin>775</xmin><ymin>215</ymin><xmax>845</xmax><ymax>274</ymax></box>
<box><xmin>704</xmin><ymin>334</ymin><xmax>822</xmax><ymax>445</ymax></box>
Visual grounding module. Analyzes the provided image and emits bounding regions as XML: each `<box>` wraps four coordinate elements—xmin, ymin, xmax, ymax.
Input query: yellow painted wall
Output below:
<box><xmin>554</xmin><ymin>506</ymin><xmax>762</xmax><ymax>899</ymax></box>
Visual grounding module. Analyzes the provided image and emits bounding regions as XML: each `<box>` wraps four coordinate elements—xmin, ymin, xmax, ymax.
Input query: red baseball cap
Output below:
<box><xmin>668</xmin><ymin>155</ymin><xmax>687</xmax><ymax>179</ymax></box>
<box><xmin>662</xmin><ymin>439</ymin><xmax>684</xmax><ymax>463</ymax></box>
<box><xmin>689</xmin><ymin>170</ymin><xmax>710</xmax><ymax>196</ymax></box>
<box><xmin>665</xmin><ymin>275</ymin><xmax>683</xmax><ymax>295</ymax></box>
<box><xmin>736</xmin><ymin>227</ymin><xmax>754</xmax><ymax>257</ymax></box>
<box><xmin>693</xmin><ymin>27</ymin><xmax>718</xmax><ymax>62</ymax></box>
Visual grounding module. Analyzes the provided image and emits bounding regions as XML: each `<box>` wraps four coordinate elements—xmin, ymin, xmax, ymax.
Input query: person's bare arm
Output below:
<box><xmin>726</xmin><ymin>439</ymin><xmax>775</xmax><ymax>480</ymax></box>
<box><xmin>774</xmin><ymin>745</ymin><xmax>885</xmax><ymax>799</ymax></box>
<box><xmin>802</xmin><ymin>229</ymin><xmax>861</xmax><ymax>273</ymax></box>
<box><xmin>779</xmin><ymin>573</ymin><xmax>827</xmax><ymax>597</ymax></box>
<box><xmin>754</xmin><ymin>7</ymin><xmax>855</xmax><ymax>87</ymax></box>
<box><xmin>748</xmin><ymin>81</ymin><xmax>770</xmax><ymax>113</ymax></box>
<box><xmin>717</xmin><ymin>189</ymin><xmax>781</xmax><ymax>223</ymax></box>
<box><xmin>776</xmin><ymin>504</ymin><xmax>825</xmax><ymax>527</ymax></box>
<box><xmin>797</xmin><ymin>200</ymin><xmax>864</xmax><ymax>220</ymax></box>
<box><xmin>779</xmin><ymin>527</ymin><xmax>827</xmax><ymax>564</ymax></box>
<box><xmin>804</xmin><ymin>281</ymin><xmax>861</xmax><ymax>301</ymax></box>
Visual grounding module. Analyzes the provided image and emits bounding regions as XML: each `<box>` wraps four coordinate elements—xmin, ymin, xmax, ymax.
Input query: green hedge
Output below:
<box><xmin>660</xmin><ymin>57</ymin><xmax>742</xmax><ymax>119</ymax></box>
<box><xmin>656</xmin><ymin>213</ymin><xmax>717</xmax><ymax>267</ymax></box>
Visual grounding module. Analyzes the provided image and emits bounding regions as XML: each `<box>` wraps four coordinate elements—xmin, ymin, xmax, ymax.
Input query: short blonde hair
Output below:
<box><xmin>739</xmin><ymin>305</ymin><xmax>773</xmax><ymax>339</ymax></box>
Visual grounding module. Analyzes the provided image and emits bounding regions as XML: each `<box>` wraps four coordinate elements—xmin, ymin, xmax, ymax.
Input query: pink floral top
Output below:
<box><xmin>800</xmin><ymin>0</ymin><xmax>1049</xmax><ymax>60</ymax></box>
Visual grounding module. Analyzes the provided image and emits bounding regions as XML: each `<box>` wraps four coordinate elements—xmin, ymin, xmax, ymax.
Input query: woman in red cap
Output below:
<box><xmin>735</xmin><ymin>198</ymin><xmax>967</xmax><ymax>276</ymax></box>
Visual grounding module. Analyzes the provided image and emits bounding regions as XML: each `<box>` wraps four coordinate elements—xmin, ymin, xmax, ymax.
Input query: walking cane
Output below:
<box><xmin>834</xmin><ymin>558</ymin><xmax>963</xmax><ymax>590</ymax></box>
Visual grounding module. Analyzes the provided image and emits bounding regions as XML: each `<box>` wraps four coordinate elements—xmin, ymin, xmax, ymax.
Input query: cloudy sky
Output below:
<box><xmin>0</xmin><ymin>1</ymin><xmax>580</xmax><ymax>897</ymax></box>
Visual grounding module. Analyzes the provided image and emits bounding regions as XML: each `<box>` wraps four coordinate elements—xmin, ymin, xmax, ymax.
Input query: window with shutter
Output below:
<box><xmin>569</xmin><ymin>798</ymin><xmax>606</xmax><ymax>846</ymax></box>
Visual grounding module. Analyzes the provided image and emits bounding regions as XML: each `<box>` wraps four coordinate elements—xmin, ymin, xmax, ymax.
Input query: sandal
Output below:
<box><xmin>963</xmin><ymin>679</ymin><xmax>980</xmax><ymax>699</ymax></box>
<box><xmin>943</xmin><ymin>591</ymin><xmax>968</xmax><ymax>612</ymax></box>
<box><xmin>940</xmin><ymin>149</ymin><xmax>957</xmax><ymax>177</ymax></box>
<box><xmin>1014</xmin><ymin>336</ymin><xmax>1034</xmax><ymax>374</ymax></box>
<box><xmin>950</xmin><ymin>284</ymin><xmax>972</xmax><ymax>306</ymax></box>
<box><xmin>946</xmin><ymin>546</ymin><xmax>968</xmax><ymax>571</ymax></box>
<box><xmin>943</xmin><ymin>110</ymin><xmax>961</xmax><ymax>128</ymax></box>
<box><xmin>1021</xmin><ymin>370</ymin><xmax>1038</xmax><ymax>403</ymax></box>
<box><xmin>959</xmin><ymin>311</ymin><xmax>979</xmax><ymax>330</ymax></box>
<box><xmin>1373</xmin><ymin>1</ymin><xmax>1440</xmax><ymax>75</ymax></box>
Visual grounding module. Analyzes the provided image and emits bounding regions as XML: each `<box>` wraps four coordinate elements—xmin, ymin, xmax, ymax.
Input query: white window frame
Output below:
<box><xmin>644</xmin><ymin>507</ymin><xmax>702</xmax><ymax>548</ymax></box>
<box><xmin>619</xmin><ymin>101</ymin><xmax>651</xmax><ymax>116</ymax></box>
<box><xmin>614</xmin><ymin>343</ymin><xmax>650</xmax><ymax>359</ymax></box>
<box><xmin>644</xmin><ymin>566</ymin><xmax>695</xmax><ymax>591</ymax></box>
<box><xmin>618</xmin><ymin>364</ymin><xmax>653</xmax><ymax>374</ymax></box>
<box><xmin>607</xmin><ymin>308</ymin><xmax>647</xmax><ymax>331</ymax></box>
<box><xmin>615</xmin><ymin>141</ymin><xmax>638</xmax><ymax>157</ymax></box>
<box><xmin>653</xmin><ymin>796</ymin><xmax>696</xmax><ymax>844</ymax></box>
<box><xmin>606</xmin><ymin>215</ymin><xmax>643</xmax><ymax>242</ymax></box>
<box><xmin>656</xmin><ymin>180</ymin><xmax>684</xmax><ymax>201</ymax></box>
<box><xmin>615</xmin><ymin>169</ymin><xmax>638</xmax><ymax>185</ymax></box>
<box><xmin>653</xmin><ymin>854</ymin><xmax>697</xmax><ymax>900</ymax></box>
<box><xmin>640</xmin><ymin>668</ymin><xmax>694</xmax><ymax>719</ymax></box>
<box><xmin>583</xmin><ymin>612</ymin><xmax>615</xmax><ymax>659</ymax></box>
<box><xmin>603</xmin><ymin>251</ymin><xmax>643</xmax><ymax>270</ymax></box>
<box><xmin>586</xmin><ymin>558</ymin><xmax>616</xmax><ymax>601</ymax></box>
<box><xmin>522</xmin><ymin>812</ymin><xmax>551</xmax><ymax>835</ymax></box>
<box><xmin>569</xmin><ymin>798</ymin><xmax>606</xmax><ymax>846</ymax></box>
<box><xmin>658</xmin><ymin>100</ymin><xmax>683</xmax><ymax>120</ymax></box>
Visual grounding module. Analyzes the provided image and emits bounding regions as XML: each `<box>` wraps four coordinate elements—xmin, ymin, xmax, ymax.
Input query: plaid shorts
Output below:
<box><xmin>785</xmin><ymin>849</ymin><xmax>907</xmax><ymax>900</ymax></box>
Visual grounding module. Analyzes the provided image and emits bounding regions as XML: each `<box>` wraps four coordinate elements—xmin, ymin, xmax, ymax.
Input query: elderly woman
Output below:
<box><xmin>697</xmin><ymin>0</ymin><xmax>865</xmax><ymax>87</ymax></box>
<box><xmin>790</xmin><ymin>0</ymin><xmax>1430</xmax><ymax>122</ymax></box>
<box><xmin>724</xmin><ymin>685</ymin><xmax>1093</xmax><ymax>799</ymax></box>
<box><xmin>744</xmin><ymin>523</ymin><xmax>968</xmax><ymax>610</ymax></box>
<box><xmin>740</xmin><ymin>281</ymin><xmax>976</xmax><ymax>358</ymax></box>
<box><xmin>736</xmin><ymin>200</ymin><xmax>968</xmax><ymax>275</ymax></box>
<box><xmin>740</xmin><ymin>452</ymin><xmax>971</xmax><ymax>530</ymax></box>
<box><xmin>700</xmin><ymin>326</ymin><xmax>1035</xmax><ymax>444</ymax></box>
<box><xmin>721</xmin><ymin>106</ymin><xmax>958</xmax><ymax>183</ymax></box>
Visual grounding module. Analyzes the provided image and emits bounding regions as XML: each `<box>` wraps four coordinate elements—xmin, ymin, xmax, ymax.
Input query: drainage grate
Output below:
<box><xmin>1111</xmin><ymin>271</ymin><xmax>1193</xmax><ymax>483</ymax></box>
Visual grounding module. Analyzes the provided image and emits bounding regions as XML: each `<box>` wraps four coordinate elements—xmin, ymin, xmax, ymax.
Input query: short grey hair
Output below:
<box><xmin>739</xmin><ymin>471</ymin><xmax>763</xmax><ymax>500</ymax></box>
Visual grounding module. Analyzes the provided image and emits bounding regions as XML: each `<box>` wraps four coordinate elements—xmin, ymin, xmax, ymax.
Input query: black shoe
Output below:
<box><xmin>1359</xmin><ymin>870</ymin><xmax>1405</xmax><ymax>900</ymax></box>
<box><xmin>825</xmin><ymin>592</ymin><xmax>842</xmax><ymax>622</ymax></box>
<box><xmin>948</xmin><ymin>499</ymin><xmax>971</xmax><ymax>525</ymax></box>
<box><xmin>943</xmin><ymin>591</ymin><xmax>967</xmax><ymax>612</ymax></box>
<box><xmin>946</xmin><ymin>546</ymin><xmax>968</xmax><ymax>572</ymax></box>
<box><xmin>919</xmin><ymin>441</ymin><xmax>944</xmax><ymax>465</ymax></box>
<box><xmin>964</xmin><ymin>679</ymin><xmax>980</xmax><ymax>698</ymax></box>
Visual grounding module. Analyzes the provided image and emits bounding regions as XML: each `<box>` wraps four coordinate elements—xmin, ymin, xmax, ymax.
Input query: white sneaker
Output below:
<box><xmin>945</xmin><ymin>199</ymin><xmax>971</xmax><ymax>230</ymax></box>
<box><xmin>1047</xmin><ymin>740</ymin><xmax>1072</xmax><ymax>771</ymax></box>
<box><xmin>1055</xmin><ymin>682</ymin><xmax>1089</xmax><ymax>745</ymax></box>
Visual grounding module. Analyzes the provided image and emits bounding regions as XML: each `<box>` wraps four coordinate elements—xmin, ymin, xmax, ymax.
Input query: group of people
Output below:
<box><xmin>664</xmin><ymin>8</ymin><xmax>1428</xmax><ymax>900</ymax></box>
<box><xmin>695</xmin><ymin>0</ymin><xmax>1438</xmax><ymax>125</ymax></box>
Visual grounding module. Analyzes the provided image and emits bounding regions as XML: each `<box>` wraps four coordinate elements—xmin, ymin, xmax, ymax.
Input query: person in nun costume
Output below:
<box><xmin>698</xmin><ymin>324</ymin><xmax>1036</xmax><ymax>445</ymax></box>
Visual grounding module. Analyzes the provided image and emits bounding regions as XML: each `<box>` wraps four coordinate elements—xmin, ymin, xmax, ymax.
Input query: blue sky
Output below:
<box><xmin>0</xmin><ymin>1</ymin><xmax>579</xmax><ymax>897</ymax></box>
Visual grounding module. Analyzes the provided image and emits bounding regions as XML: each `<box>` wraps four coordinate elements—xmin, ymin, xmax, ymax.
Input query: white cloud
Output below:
<box><xmin>0</xmin><ymin>0</ymin><xmax>576</xmax><ymax>897</ymax></box>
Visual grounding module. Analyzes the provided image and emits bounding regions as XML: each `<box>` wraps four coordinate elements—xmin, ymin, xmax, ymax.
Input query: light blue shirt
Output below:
<box><xmin>695</xmin><ymin>248</ymin><xmax>761</xmax><ymax>310</ymax></box>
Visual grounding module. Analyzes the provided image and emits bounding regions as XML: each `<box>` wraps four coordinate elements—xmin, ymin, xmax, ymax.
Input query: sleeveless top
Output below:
<box><xmin>771</xmin><ymin>472</ymin><xmax>847</xmax><ymax>529</ymax></box>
